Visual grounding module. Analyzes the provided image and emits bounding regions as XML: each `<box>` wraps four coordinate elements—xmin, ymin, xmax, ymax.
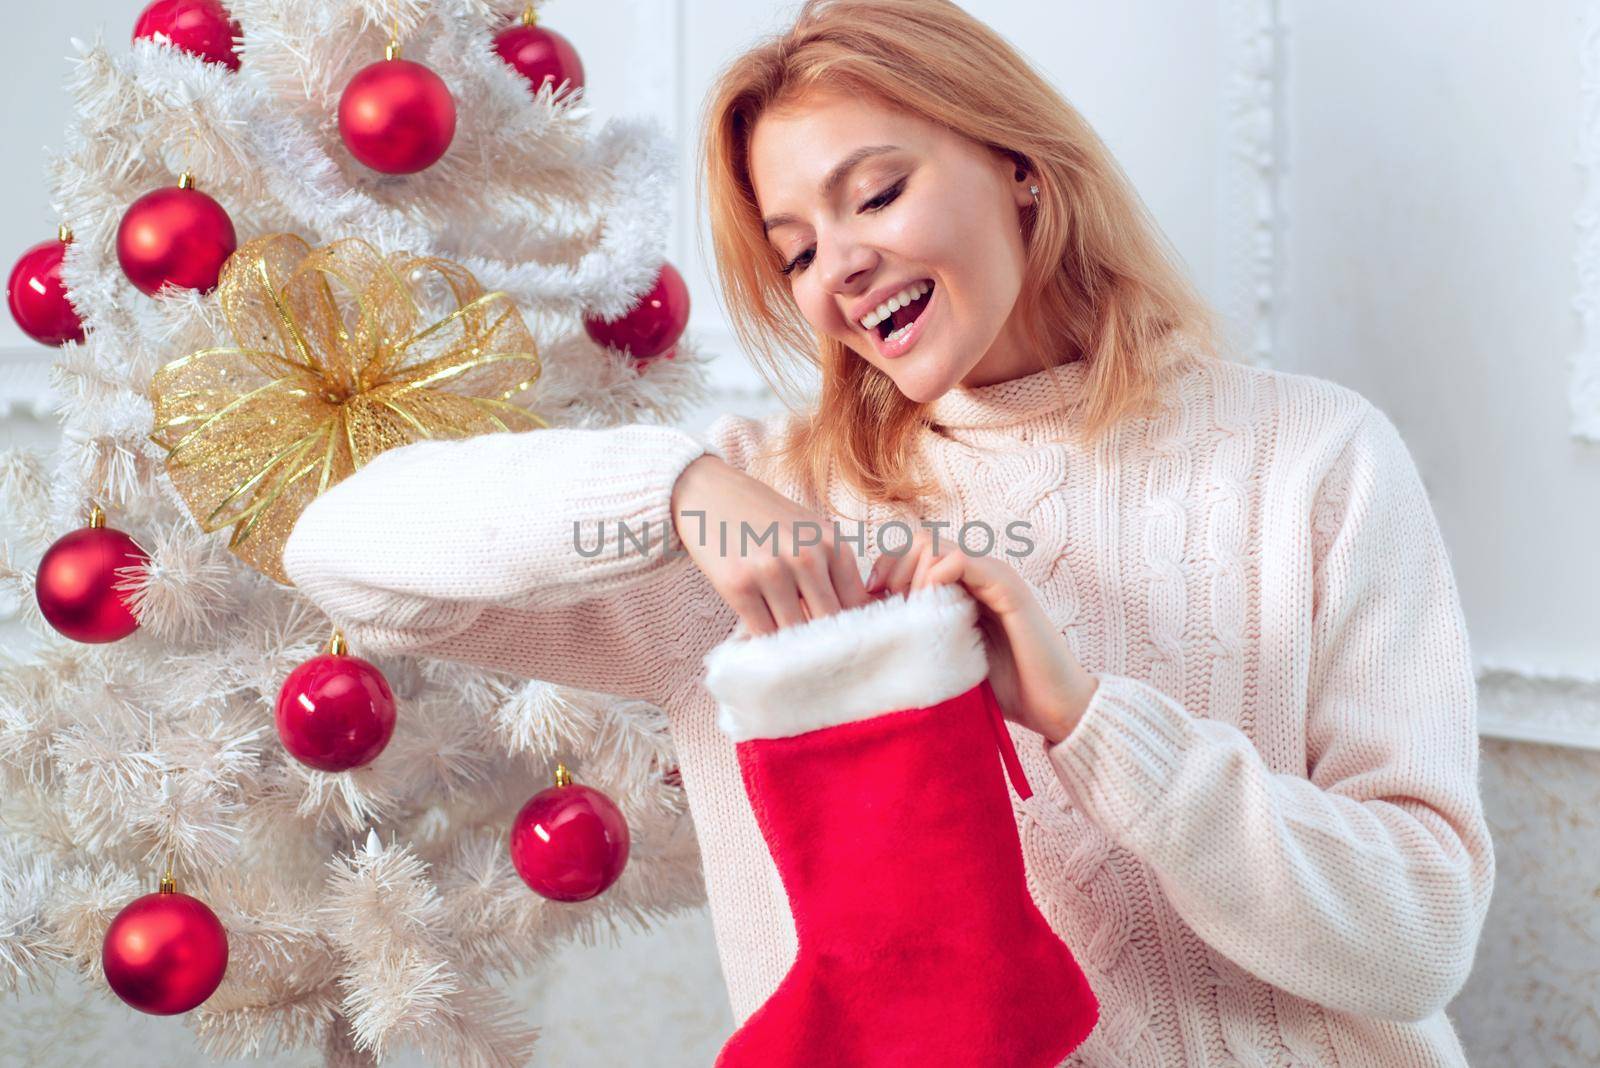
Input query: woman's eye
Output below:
<box><xmin>784</xmin><ymin>247</ymin><xmax>819</xmax><ymax>274</ymax></box>
<box><xmin>861</xmin><ymin>179</ymin><xmax>905</xmax><ymax>213</ymax></box>
<box><xmin>779</xmin><ymin>179</ymin><xmax>906</xmax><ymax>277</ymax></box>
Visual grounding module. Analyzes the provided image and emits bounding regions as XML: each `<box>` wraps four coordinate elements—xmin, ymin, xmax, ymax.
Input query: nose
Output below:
<box><xmin>819</xmin><ymin>238</ymin><xmax>877</xmax><ymax>308</ymax></box>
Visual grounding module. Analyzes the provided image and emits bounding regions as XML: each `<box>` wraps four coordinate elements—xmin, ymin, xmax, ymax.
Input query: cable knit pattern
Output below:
<box><xmin>280</xmin><ymin>331</ymin><xmax>1494</xmax><ymax>1066</ymax></box>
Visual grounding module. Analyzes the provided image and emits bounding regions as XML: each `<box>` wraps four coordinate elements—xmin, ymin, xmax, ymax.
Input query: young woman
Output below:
<box><xmin>284</xmin><ymin>0</ymin><xmax>1495</xmax><ymax>1063</ymax></box>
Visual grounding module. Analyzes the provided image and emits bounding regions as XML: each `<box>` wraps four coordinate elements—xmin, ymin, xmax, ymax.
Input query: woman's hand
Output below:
<box><xmin>866</xmin><ymin>529</ymin><xmax>1099</xmax><ymax>743</ymax></box>
<box><xmin>670</xmin><ymin>454</ymin><xmax>872</xmax><ymax>635</ymax></box>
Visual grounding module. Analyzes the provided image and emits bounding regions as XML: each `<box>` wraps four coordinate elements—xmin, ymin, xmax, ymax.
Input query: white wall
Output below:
<box><xmin>1275</xmin><ymin>5</ymin><xmax>1600</xmax><ymax>1062</ymax></box>
<box><xmin>1282</xmin><ymin>0</ymin><xmax>1599</xmax><ymax>678</ymax></box>
<box><xmin>2</xmin><ymin>1</ymin><xmax>1596</xmax><ymax>1064</ymax></box>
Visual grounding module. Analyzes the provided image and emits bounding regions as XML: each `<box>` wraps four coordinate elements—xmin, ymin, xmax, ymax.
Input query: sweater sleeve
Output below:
<box><xmin>280</xmin><ymin>415</ymin><xmax>770</xmax><ymax>705</ymax></box>
<box><xmin>1043</xmin><ymin>403</ymin><xmax>1495</xmax><ymax>1025</ymax></box>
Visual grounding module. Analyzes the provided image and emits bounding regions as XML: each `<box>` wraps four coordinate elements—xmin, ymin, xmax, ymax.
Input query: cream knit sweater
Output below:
<box><xmin>282</xmin><ymin>334</ymin><xmax>1495</xmax><ymax>1067</ymax></box>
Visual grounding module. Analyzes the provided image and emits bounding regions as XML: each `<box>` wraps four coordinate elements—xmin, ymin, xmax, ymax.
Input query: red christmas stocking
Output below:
<box><xmin>703</xmin><ymin>583</ymin><xmax>1099</xmax><ymax>1067</ymax></box>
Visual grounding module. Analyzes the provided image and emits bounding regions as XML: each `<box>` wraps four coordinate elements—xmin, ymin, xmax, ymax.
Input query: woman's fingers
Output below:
<box><xmin>864</xmin><ymin>553</ymin><xmax>889</xmax><ymax>593</ymax></box>
<box><xmin>729</xmin><ymin>532</ymin><xmax>973</xmax><ymax>635</ymax></box>
<box><xmin>726</xmin><ymin>582</ymin><xmax>777</xmax><ymax>636</ymax></box>
<box><xmin>831</xmin><ymin>547</ymin><xmax>872</xmax><ymax>609</ymax></box>
<box><xmin>793</xmin><ymin>551</ymin><xmax>843</xmax><ymax>620</ymax></box>
<box><xmin>755</xmin><ymin>561</ymin><xmax>808</xmax><ymax>631</ymax></box>
<box><xmin>910</xmin><ymin>545</ymin><xmax>939</xmax><ymax>590</ymax></box>
<box><xmin>917</xmin><ymin>548</ymin><xmax>964</xmax><ymax>590</ymax></box>
<box><xmin>880</xmin><ymin>533</ymin><xmax>930</xmax><ymax>594</ymax></box>
<box><xmin>721</xmin><ymin>537</ymin><xmax>873</xmax><ymax>634</ymax></box>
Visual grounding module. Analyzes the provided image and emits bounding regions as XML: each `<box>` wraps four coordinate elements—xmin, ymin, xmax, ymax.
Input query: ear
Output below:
<box><xmin>994</xmin><ymin>149</ymin><xmax>1036</xmax><ymax>211</ymax></box>
<box><xmin>1011</xmin><ymin>175</ymin><xmax>1036</xmax><ymax>212</ymax></box>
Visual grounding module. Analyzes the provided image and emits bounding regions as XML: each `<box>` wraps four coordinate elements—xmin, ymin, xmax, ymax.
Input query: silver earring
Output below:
<box><xmin>1029</xmin><ymin>184</ymin><xmax>1039</xmax><ymax>202</ymax></box>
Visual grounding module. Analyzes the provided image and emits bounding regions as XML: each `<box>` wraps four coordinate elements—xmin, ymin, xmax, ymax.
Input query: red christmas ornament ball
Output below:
<box><xmin>133</xmin><ymin>0</ymin><xmax>242</xmax><ymax>71</ymax></box>
<box><xmin>8</xmin><ymin>236</ymin><xmax>85</xmax><ymax>347</ymax></box>
<box><xmin>36</xmin><ymin>521</ymin><xmax>148</xmax><ymax>644</ymax></box>
<box><xmin>275</xmin><ymin>650</ymin><xmax>397</xmax><ymax>772</ymax></box>
<box><xmin>509</xmin><ymin>771</ymin><xmax>630</xmax><ymax>902</ymax></box>
<box><xmin>583</xmin><ymin>262</ymin><xmax>690</xmax><ymax>362</ymax></box>
<box><xmin>492</xmin><ymin>21</ymin><xmax>585</xmax><ymax>99</ymax></box>
<box><xmin>338</xmin><ymin>58</ymin><xmax>457</xmax><ymax>174</ymax></box>
<box><xmin>102</xmin><ymin>889</ymin><xmax>229</xmax><ymax>1015</ymax></box>
<box><xmin>117</xmin><ymin>184</ymin><xmax>237</xmax><ymax>296</ymax></box>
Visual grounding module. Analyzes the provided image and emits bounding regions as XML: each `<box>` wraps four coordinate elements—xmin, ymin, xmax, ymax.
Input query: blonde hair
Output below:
<box><xmin>697</xmin><ymin>0</ymin><xmax>1222</xmax><ymax>512</ymax></box>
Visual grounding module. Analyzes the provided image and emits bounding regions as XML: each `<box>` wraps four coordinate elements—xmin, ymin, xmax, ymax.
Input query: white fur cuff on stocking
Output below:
<box><xmin>702</xmin><ymin>583</ymin><xmax>989</xmax><ymax>742</ymax></box>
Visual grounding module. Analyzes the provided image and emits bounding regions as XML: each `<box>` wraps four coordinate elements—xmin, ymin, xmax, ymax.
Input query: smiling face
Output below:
<box><xmin>749</xmin><ymin>90</ymin><xmax>1040</xmax><ymax>402</ymax></box>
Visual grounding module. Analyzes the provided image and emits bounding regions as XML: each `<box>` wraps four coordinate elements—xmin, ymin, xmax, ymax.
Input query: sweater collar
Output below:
<box><xmin>927</xmin><ymin>357</ymin><xmax>1090</xmax><ymax>430</ymax></box>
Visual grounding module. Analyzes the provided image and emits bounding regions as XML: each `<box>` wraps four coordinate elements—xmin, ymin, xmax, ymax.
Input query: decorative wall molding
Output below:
<box><xmin>1477</xmin><ymin>662</ymin><xmax>1600</xmax><ymax>752</ymax></box>
<box><xmin>1573</xmin><ymin>2</ymin><xmax>1600</xmax><ymax>440</ymax></box>
<box><xmin>638</xmin><ymin>0</ymin><xmax>691</xmax><ymax>278</ymax></box>
<box><xmin>0</xmin><ymin>347</ymin><xmax>53</xmax><ymax>420</ymax></box>
<box><xmin>1217</xmin><ymin>0</ymin><xmax>1286</xmax><ymax>368</ymax></box>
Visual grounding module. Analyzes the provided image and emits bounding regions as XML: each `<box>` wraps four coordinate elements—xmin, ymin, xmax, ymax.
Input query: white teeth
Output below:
<box><xmin>860</xmin><ymin>280</ymin><xmax>930</xmax><ymax>330</ymax></box>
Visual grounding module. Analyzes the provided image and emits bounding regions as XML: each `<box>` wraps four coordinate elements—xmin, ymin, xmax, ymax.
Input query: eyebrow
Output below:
<box><xmin>761</xmin><ymin>144</ymin><xmax>902</xmax><ymax>235</ymax></box>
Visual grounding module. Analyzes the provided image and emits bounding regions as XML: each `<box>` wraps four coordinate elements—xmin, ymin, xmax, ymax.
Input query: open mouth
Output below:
<box><xmin>872</xmin><ymin>280</ymin><xmax>935</xmax><ymax>344</ymax></box>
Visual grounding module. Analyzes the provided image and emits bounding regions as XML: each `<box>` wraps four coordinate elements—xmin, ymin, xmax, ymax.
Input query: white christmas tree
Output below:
<box><xmin>0</xmin><ymin>2</ymin><xmax>711</xmax><ymax>1064</ymax></box>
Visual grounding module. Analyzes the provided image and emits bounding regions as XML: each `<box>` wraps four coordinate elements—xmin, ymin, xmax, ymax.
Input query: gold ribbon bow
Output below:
<box><xmin>149</xmin><ymin>233</ymin><xmax>548</xmax><ymax>585</ymax></box>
